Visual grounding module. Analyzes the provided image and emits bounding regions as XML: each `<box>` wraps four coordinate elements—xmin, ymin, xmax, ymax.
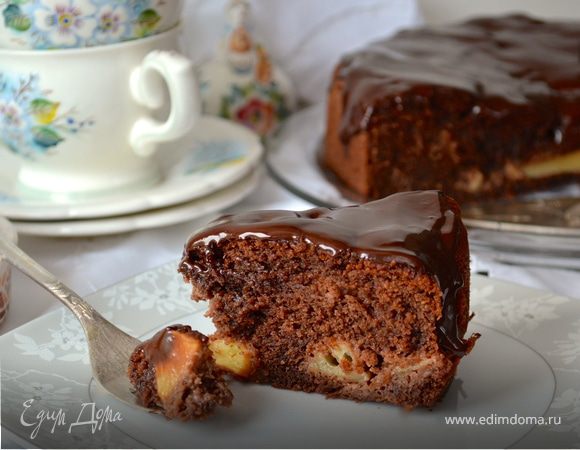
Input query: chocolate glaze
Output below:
<box><xmin>338</xmin><ymin>15</ymin><xmax>580</xmax><ymax>143</ymax></box>
<box><xmin>180</xmin><ymin>191</ymin><xmax>475</xmax><ymax>358</ymax></box>
<box><xmin>140</xmin><ymin>325</ymin><xmax>202</xmax><ymax>369</ymax></box>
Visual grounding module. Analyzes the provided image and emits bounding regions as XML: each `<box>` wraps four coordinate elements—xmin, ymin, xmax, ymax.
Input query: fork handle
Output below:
<box><xmin>0</xmin><ymin>237</ymin><xmax>104</xmax><ymax>327</ymax></box>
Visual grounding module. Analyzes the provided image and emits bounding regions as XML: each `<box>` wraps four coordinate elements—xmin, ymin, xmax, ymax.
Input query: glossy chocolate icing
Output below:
<box><xmin>180</xmin><ymin>191</ymin><xmax>474</xmax><ymax>357</ymax></box>
<box><xmin>140</xmin><ymin>325</ymin><xmax>198</xmax><ymax>368</ymax></box>
<box><xmin>338</xmin><ymin>15</ymin><xmax>580</xmax><ymax>142</ymax></box>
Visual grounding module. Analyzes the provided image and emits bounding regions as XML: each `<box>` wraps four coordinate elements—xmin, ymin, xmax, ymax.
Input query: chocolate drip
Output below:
<box><xmin>181</xmin><ymin>191</ymin><xmax>474</xmax><ymax>357</ymax></box>
<box><xmin>337</xmin><ymin>15</ymin><xmax>580</xmax><ymax>143</ymax></box>
<box><xmin>140</xmin><ymin>325</ymin><xmax>195</xmax><ymax>368</ymax></box>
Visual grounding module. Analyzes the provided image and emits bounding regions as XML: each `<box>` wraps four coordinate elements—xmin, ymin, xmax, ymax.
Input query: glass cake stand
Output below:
<box><xmin>266</xmin><ymin>104</ymin><xmax>580</xmax><ymax>268</ymax></box>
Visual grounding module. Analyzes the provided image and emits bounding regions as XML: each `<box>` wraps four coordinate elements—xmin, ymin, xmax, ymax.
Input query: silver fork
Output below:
<box><xmin>0</xmin><ymin>237</ymin><xmax>148</xmax><ymax>410</ymax></box>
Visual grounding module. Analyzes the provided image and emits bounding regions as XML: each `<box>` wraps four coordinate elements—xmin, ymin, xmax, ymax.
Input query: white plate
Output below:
<box><xmin>1</xmin><ymin>262</ymin><xmax>579</xmax><ymax>448</ymax></box>
<box><xmin>0</xmin><ymin>116</ymin><xmax>263</xmax><ymax>221</ymax></box>
<box><xmin>10</xmin><ymin>168</ymin><xmax>261</xmax><ymax>237</ymax></box>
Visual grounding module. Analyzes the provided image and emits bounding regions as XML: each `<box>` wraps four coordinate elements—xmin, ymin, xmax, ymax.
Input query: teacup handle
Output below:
<box><xmin>129</xmin><ymin>50</ymin><xmax>199</xmax><ymax>158</ymax></box>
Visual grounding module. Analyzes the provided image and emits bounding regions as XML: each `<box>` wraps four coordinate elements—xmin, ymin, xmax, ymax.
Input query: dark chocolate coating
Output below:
<box><xmin>140</xmin><ymin>325</ymin><xmax>202</xmax><ymax>367</ymax></box>
<box><xmin>337</xmin><ymin>15</ymin><xmax>580</xmax><ymax>148</ymax></box>
<box><xmin>180</xmin><ymin>191</ymin><xmax>472</xmax><ymax>357</ymax></box>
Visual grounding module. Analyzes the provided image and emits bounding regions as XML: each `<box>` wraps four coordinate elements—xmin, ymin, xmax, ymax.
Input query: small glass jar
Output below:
<box><xmin>0</xmin><ymin>217</ymin><xmax>17</xmax><ymax>326</ymax></box>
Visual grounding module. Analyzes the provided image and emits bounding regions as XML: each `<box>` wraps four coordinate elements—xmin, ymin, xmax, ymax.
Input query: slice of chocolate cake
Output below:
<box><xmin>128</xmin><ymin>325</ymin><xmax>233</xmax><ymax>420</ymax></box>
<box><xmin>179</xmin><ymin>191</ymin><xmax>479</xmax><ymax>408</ymax></box>
<box><xmin>324</xmin><ymin>15</ymin><xmax>580</xmax><ymax>203</ymax></box>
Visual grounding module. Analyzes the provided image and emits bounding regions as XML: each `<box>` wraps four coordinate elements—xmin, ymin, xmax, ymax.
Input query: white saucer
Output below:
<box><xmin>0</xmin><ymin>116</ymin><xmax>263</xmax><ymax>221</ymax></box>
<box><xmin>11</xmin><ymin>168</ymin><xmax>261</xmax><ymax>237</ymax></box>
<box><xmin>93</xmin><ymin>320</ymin><xmax>553</xmax><ymax>449</ymax></box>
<box><xmin>2</xmin><ymin>265</ymin><xmax>579</xmax><ymax>448</ymax></box>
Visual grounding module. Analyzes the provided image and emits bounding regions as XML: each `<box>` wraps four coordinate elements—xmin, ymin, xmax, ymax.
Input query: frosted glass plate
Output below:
<box><xmin>266</xmin><ymin>104</ymin><xmax>580</xmax><ymax>258</ymax></box>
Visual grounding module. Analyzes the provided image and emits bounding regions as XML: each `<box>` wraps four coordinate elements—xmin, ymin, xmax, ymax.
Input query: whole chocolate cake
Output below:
<box><xmin>324</xmin><ymin>15</ymin><xmax>580</xmax><ymax>203</ymax></box>
<box><xmin>179</xmin><ymin>191</ymin><xmax>479</xmax><ymax>408</ymax></box>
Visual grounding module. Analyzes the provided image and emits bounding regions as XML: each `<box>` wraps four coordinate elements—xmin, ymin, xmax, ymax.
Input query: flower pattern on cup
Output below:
<box><xmin>93</xmin><ymin>3</ymin><xmax>128</xmax><ymax>43</ymax></box>
<box><xmin>0</xmin><ymin>72</ymin><xmax>93</xmax><ymax>158</ymax></box>
<box><xmin>33</xmin><ymin>0</ymin><xmax>97</xmax><ymax>47</ymax></box>
<box><xmin>1</xmin><ymin>0</ymin><xmax>166</xmax><ymax>49</ymax></box>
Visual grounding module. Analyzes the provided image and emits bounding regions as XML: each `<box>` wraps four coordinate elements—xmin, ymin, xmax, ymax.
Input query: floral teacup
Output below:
<box><xmin>0</xmin><ymin>0</ymin><xmax>183</xmax><ymax>49</ymax></box>
<box><xmin>0</xmin><ymin>26</ymin><xmax>199</xmax><ymax>197</ymax></box>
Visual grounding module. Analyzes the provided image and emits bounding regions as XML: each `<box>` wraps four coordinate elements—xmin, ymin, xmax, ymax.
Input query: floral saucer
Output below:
<box><xmin>0</xmin><ymin>115</ymin><xmax>263</xmax><ymax>221</ymax></box>
<box><xmin>10</xmin><ymin>168</ymin><xmax>261</xmax><ymax>237</ymax></box>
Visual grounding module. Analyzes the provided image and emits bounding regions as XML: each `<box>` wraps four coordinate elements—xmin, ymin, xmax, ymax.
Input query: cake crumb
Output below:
<box><xmin>128</xmin><ymin>325</ymin><xmax>233</xmax><ymax>420</ymax></box>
